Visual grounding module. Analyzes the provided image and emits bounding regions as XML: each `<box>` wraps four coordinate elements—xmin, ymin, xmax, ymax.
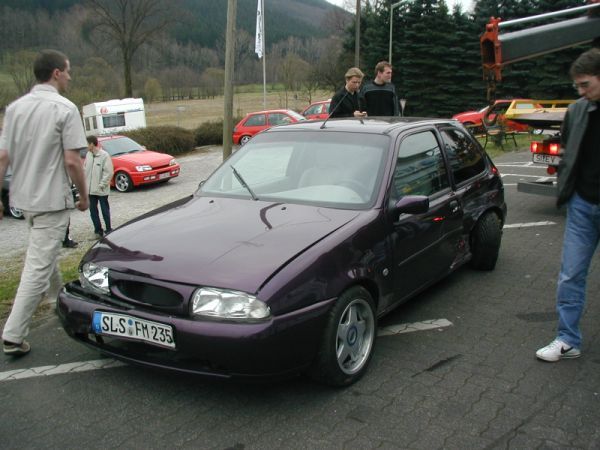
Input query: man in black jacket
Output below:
<box><xmin>536</xmin><ymin>48</ymin><xmax>600</xmax><ymax>362</ymax></box>
<box><xmin>329</xmin><ymin>67</ymin><xmax>367</xmax><ymax>118</ymax></box>
<box><xmin>360</xmin><ymin>61</ymin><xmax>399</xmax><ymax>117</ymax></box>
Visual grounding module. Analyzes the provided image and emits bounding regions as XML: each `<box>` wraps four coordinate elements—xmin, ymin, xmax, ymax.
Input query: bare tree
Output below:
<box><xmin>86</xmin><ymin>0</ymin><xmax>176</xmax><ymax>97</ymax></box>
<box><xmin>279</xmin><ymin>54</ymin><xmax>310</xmax><ymax>108</ymax></box>
<box><xmin>5</xmin><ymin>50</ymin><xmax>37</xmax><ymax>96</ymax></box>
<box><xmin>144</xmin><ymin>77</ymin><xmax>162</xmax><ymax>102</ymax></box>
<box><xmin>200</xmin><ymin>68</ymin><xmax>224</xmax><ymax>99</ymax></box>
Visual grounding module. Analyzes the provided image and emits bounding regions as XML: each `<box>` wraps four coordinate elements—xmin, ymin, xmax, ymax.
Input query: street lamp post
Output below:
<box><xmin>389</xmin><ymin>1</ymin><xmax>403</xmax><ymax>65</ymax></box>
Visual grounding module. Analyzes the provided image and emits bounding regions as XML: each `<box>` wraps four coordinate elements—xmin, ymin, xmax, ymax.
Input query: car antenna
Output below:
<box><xmin>320</xmin><ymin>90</ymin><xmax>349</xmax><ymax>129</ymax></box>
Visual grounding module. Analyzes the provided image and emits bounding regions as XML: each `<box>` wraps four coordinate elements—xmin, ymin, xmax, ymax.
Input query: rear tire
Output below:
<box><xmin>9</xmin><ymin>205</ymin><xmax>24</xmax><ymax>220</ymax></box>
<box><xmin>309</xmin><ymin>286</ymin><xmax>376</xmax><ymax>387</ymax></box>
<box><xmin>114</xmin><ymin>172</ymin><xmax>133</xmax><ymax>192</ymax></box>
<box><xmin>240</xmin><ymin>135</ymin><xmax>251</xmax><ymax>145</ymax></box>
<box><xmin>469</xmin><ymin>212</ymin><xmax>502</xmax><ymax>270</ymax></box>
<box><xmin>2</xmin><ymin>193</ymin><xmax>24</xmax><ymax>219</ymax></box>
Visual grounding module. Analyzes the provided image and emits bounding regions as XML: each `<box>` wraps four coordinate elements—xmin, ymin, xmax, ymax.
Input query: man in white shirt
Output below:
<box><xmin>0</xmin><ymin>49</ymin><xmax>89</xmax><ymax>356</ymax></box>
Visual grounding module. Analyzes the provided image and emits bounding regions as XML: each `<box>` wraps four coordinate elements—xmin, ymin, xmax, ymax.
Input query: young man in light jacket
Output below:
<box><xmin>84</xmin><ymin>135</ymin><xmax>114</xmax><ymax>237</ymax></box>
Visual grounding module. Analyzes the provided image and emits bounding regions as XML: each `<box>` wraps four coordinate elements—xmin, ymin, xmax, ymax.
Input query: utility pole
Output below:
<box><xmin>389</xmin><ymin>1</ymin><xmax>403</xmax><ymax>66</ymax></box>
<box><xmin>222</xmin><ymin>0</ymin><xmax>237</xmax><ymax>160</ymax></box>
<box><xmin>354</xmin><ymin>0</ymin><xmax>360</xmax><ymax>67</ymax></box>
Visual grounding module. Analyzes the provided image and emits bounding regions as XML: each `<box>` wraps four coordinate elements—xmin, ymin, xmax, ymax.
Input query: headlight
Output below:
<box><xmin>191</xmin><ymin>287</ymin><xmax>270</xmax><ymax>321</ymax></box>
<box><xmin>169</xmin><ymin>158</ymin><xmax>177</xmax><ymax>166</ymax></box>
<box><xmin>135</xmin><ymin>165</ymin><xmax>152</xmax><ymax>172</ymax></box>
<box><xmin>80</xmin><ymin>262</ymin><xmax>109</xmax><ymax>295</ymax></box>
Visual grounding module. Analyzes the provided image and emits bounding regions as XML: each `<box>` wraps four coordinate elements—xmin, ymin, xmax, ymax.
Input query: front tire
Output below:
<box><xmin>309</xmin><ymin>286</ymin><xmax>376</xmax><ymax>387</ymax></box>
<box><xmin>114</xmin><ymin>172</ymin><xmax>133</xmax><ymax>192</ymax></box>
<box><xmin>469</xmin><ymin>212</ymin><xmax>502</xmax><ymax>270</ymax></box>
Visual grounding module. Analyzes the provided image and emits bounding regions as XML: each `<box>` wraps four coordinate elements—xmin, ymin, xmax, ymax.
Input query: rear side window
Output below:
<box><xmin>393</xmin><ymin>131</ymin><xmax>449</xmax><ymax>198</ymax></box>
<box><xmin>245</xmin><ymin>114</ymin><xmax>266</xmax><ymax>126</ymax></box>
<box><xmin>441</xmin><ymin>128</ymin><xmax>486</xmax><ymax>185</ymax></box>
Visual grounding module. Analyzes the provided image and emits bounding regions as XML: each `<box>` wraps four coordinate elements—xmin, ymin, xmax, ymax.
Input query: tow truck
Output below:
<box><xmin>479</xmin><ymin>1</ymin><xmax>600</xmax><ymax>196</ymax></box>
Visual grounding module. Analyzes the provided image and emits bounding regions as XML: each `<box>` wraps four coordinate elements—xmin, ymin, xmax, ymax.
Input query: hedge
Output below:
<box><xmin>119</xmin><ymin>119</ymin><xmax>243</xmax><ymax>155</ymax></box>
<box><xmin>122</xmin><ymin>126</ymin><xmax>196</xmax><ymax>156</ymax></box>
<box><xmin>193</xmin><ymin>117</ymin><xmax>241</xmax><ymax>147</ymax></box>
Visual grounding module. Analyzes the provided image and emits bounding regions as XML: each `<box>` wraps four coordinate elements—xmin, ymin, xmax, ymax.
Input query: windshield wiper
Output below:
<box><xmin>231</xmin><ymin>165</ymin><xmax>259</xmax><ymax>201</ymax></box>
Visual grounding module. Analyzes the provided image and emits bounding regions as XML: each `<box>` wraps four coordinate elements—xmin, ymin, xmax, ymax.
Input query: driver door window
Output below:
<box><xmin>393</xmin><ymin>131</ymin><xmax>449</xmax><ymax>199</ymax></box>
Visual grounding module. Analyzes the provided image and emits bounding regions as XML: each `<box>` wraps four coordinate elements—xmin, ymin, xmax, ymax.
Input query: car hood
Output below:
<box><xmin>89</xmin><ymin>196</ymin><xmax>361</xmax><ymax>294</ymax></box>
<box><xmin>113</xmin><ymin>150</ymin><xmax>173</xmax><ymax>165</ymax></box>
<box><xmin>452</xmin><ymin>111</ymin><xmax>478</xmax><ymax>119</ymax></box>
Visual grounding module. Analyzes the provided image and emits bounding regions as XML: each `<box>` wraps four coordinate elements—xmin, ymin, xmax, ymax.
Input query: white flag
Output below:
<box><xmin>255</xmin><ymin>0</ymin><xmax>264</xmax><ymax>59</ymax></box>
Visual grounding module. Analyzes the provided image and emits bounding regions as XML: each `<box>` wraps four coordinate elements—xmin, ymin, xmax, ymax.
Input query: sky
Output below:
<box><xmin>325</xmin><ymin>0</ymin><xmax>474</xmax><ymax>13</ymax></box>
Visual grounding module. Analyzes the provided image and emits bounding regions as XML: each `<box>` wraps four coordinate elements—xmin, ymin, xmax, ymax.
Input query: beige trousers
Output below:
<box><xmin>2</xmin><ymin>209</ymin><xmax>70</xmax><ymax>344</ymax></box>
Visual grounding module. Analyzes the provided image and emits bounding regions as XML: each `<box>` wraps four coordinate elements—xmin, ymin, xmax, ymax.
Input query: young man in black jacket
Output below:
<box><xmin>360</xmin><ymin>61</ymin><xmax>399</xmax><ymax>117</ymax></box>
<box><xmin>329</xmin><ymin>67</ymin><xmax>367</xmax><ymax>118</ymax></box>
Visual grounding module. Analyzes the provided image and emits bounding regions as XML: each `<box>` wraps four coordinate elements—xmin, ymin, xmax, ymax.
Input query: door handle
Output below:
<box><xmin>449</xmin><ymin>200</ymin><xmax>460</xmax><ymax>214</ymax></box>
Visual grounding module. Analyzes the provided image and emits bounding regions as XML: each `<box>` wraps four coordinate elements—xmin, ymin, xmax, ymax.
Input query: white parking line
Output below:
<box><xmin>501</xmin><ymin>173</ymin><xmax>555</xmax><ymax>179</ymax></box>
<box><xmin>504</xmin><ymin>221</ymin><xmax>556</xmax><ymax>229</ymax></box>
<box><xmin>378</xmin><ymin>318</ymin><xmax>453</xmax><ymax>337</ymax></box>
<box><xmin>1</xmin><ymin>319</ymin><xmax>455</xmax><ymax>382</ymax></box>
<box><xmin>0</xmin><ymin>359</ymin><xmax>125</xmax><ymax>382</ymax></box>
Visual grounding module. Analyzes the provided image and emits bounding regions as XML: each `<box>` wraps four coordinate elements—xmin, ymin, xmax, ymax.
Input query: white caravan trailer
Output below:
<box><xmin>82</xmin><ymin>98</ymin><xmax>146</xmax><ymax>136</ymax></box>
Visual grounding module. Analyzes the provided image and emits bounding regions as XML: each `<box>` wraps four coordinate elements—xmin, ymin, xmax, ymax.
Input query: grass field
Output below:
<box><xmin>0</xmin><ymin>85</ymin><xmax>332</xmax><ymax>130</ymax></box>
<box><xmin>145</xmin><ymin>89</ymin><xmax>331</xmax><ymax>129</ymax></box>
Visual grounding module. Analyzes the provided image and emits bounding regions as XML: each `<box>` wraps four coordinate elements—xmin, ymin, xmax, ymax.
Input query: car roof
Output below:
<box><xmin>97</xmin><ymin>134</ymin><xmax>127</xmax><ymax>141</ymax></box>
<box><xmin>261</xmin><ymin>117</ymin><xmax>459</xmax><ymax>136</ymax></box>
<box><xmin>246</xmin><ymin>109</ymin><xmax>296</xmax><ymax>115</ymax></box>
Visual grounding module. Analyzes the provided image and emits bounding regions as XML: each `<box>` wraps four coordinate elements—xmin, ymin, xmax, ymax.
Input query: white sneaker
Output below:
<box><xmin>536</xmin><ymin>339</ymin><xmax>581</xmax><ymax>362</ymax></box>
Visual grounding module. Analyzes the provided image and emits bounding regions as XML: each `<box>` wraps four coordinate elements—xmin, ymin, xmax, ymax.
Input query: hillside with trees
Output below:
<box><xmin>0</xmin><ymin>0</ymin><xmax>595</xmax><ymax>119</ymax></box>
<box><xmin>0</xmin><ymin>0</ymin><xmax>351</xmax><ymax>109</ymax></box>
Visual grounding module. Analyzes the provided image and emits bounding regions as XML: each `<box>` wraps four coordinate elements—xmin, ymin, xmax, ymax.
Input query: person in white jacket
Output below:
<box><xmin>84</xmin><ymin>135</ymin><xmax>114</xmax><ymax>237</ymax></box>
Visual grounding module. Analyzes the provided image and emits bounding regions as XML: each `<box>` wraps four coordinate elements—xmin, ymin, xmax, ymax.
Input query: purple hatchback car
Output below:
<box><xmin>58</xmin><ymin>117</ymin><xmax>506</xmax><ymax>386</ymax></box>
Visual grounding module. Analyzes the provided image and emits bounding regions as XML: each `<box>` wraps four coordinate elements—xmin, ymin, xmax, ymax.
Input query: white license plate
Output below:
<box><xmin>158</xmin><ymin>172</ymin><xmax>171</xmax><ymax>179</ymax></box>
<box><xmin>92</xmin><ymin>311</ymin><xmax>175</xmax><ymax>349</ymax></box>
<box><xmin>533</xmin><ymin>154</ymin><xmax>560</xmax><ymax>165</ymax></box>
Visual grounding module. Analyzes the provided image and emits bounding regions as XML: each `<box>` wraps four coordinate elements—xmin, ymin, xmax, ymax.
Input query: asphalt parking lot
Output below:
<box><xmin>1</xmin><ymin>147</ymin><xmax>599</xmax><ymax>449</ymax></box>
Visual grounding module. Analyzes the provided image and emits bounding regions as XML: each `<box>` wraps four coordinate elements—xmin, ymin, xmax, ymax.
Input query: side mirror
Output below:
<box><xmin>394</xmin><ymin>195</ymin><xmax>429</xmax><ymax>215</ymax></box>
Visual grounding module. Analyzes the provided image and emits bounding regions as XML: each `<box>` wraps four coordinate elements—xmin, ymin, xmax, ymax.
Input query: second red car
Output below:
<box><xmin>233</xmin><ymin>109</ymin><xmax>306</xmax><ymax>145</ymax></box>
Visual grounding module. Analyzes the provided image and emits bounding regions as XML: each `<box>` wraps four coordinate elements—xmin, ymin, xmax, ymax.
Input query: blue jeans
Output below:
<box><xmin>556</xmin><ymin>193</ymin><xmax>600</xmax><ymax>348</ymax></box>
<box><xmin>89</xmin><ymin>195</ymin><xmax>111</xmax><ymax>233</ymax></box>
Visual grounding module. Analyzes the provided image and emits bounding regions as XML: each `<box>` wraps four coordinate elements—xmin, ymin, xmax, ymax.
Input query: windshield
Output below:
<box><xmin>200</xmin><ymin>131</ymin><xmax>389</xmax><ymax>210</ymax></box>
<box><xmin>286</xmin><ymin>110</ymin><xmax>307</xmax><ymax>121</ymax></box>
<box><xmin>100</xmin><ymin>137</ymin><xmax>144</xmax><ymax>156</ymax></box>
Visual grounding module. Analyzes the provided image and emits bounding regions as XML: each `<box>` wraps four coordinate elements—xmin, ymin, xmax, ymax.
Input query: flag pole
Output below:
<box><xmin>261</xmin><ymin>0</ymin><xmax>266</xmax><ymax>109</ymax></box>
<box><xmin>255</xmin><ymin>0</ymin><xmax>266</xmax><ymax>109</ymax></box>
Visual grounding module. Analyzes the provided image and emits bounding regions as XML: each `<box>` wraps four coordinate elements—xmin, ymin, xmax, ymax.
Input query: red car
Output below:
<box><xmin>233</xmin><ymin>109</ymin><xmax>306</xmax><ymax>145</ymax></box>
<box><xmin>301</xmin><ymin>100</ymin><xmax>331</xmax><ymax>120</ymax></box>
<box><xmin>452</xmin><ymin>99</ymin><xmax>540</xmax><ymax>132</ymax></box>
<box><xmin>94</xmin><ymin>135</ymin><xmax>181</xmax><ymax>192</ymax></box>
